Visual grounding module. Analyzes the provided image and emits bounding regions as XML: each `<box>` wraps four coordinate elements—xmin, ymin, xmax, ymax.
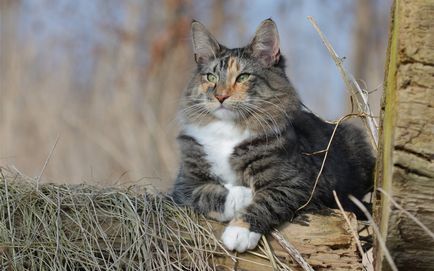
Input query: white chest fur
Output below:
<box><xmin>184</xmin><ymin>121</ymin><xmax>252</xmax><ymax>185</ymax></box>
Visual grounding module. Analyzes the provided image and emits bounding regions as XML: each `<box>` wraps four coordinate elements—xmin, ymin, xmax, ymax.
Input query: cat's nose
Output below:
<box><xmin>215</xmin><ymin>94</ymin><xmax>230</xmax><ymax>104</ymax></box>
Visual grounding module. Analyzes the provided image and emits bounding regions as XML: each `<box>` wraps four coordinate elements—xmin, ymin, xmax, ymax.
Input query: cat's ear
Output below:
<box><xmin>191</xmin><ymin>20</ymin><xmax>220</xmax><ymax>64</ymax></box>
<box><xmin>249</xmin><ymin>19</ymin><xmax>280</xmax><ymax>67</ymax></box>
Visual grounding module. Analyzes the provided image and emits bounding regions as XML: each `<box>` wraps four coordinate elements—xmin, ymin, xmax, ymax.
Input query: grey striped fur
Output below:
<box><xmin>172</xmin><ymin>19</ymin><xmax>374</xmax><ymax>234</ymax></box>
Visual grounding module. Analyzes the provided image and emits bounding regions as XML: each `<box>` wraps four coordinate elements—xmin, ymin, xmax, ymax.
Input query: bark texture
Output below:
<box><xmin>211</xmin><ymin>210</ymin><xmax>362</xmax><ymax>271</ymax></box>
<box><xmin>374</xmin><ymin>0</ymin><xmax>434</xmax><ymax>270</ymax></box>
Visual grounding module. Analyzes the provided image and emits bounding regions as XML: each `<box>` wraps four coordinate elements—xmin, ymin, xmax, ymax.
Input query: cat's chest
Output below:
<box><xmin>184</xmin><ymin>121</ymin><xmax>252</xmax><ymax>185</ymax></box>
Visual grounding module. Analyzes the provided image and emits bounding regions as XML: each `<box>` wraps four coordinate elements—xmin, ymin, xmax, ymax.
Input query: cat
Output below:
<box><xmin>172</xmin><ymin>18</ymin><xmax>374</xmax><ymax>253</ymax></box>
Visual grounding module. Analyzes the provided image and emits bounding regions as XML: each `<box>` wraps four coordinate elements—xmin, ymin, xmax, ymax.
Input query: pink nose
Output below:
<box><xmin>215</xmin><ymin>94</ymin><xmax>230</xmax><ymax>104</ymax></box>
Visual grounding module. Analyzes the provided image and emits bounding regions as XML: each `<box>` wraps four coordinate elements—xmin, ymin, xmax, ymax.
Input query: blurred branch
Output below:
<box><xmin>351</xmin><ymin>0</ymin><xmax>376</xmax><ymax>81</ymax></box>
<box><xmin>307</xmin><ymin>16</ymin><xmax>378</xmax><ymax>149</ymax></box>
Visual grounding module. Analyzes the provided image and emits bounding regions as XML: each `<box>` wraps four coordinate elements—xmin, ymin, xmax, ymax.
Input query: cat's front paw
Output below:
<box><xmin>222</xmin><ymin>184</ymin><xmax>252</xmax><ymax>221</ymax></box>
<box><xmin>221</xmin><ymin>224</ymin><xmax>261</xmax><ymax>253</ymax></box>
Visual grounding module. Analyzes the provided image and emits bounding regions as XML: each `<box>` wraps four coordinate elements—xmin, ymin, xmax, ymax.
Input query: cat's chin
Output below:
<box><xmin>212</xmin><ymin>107</ymin><xmax>237</xmax><ymax>121</ymax></box>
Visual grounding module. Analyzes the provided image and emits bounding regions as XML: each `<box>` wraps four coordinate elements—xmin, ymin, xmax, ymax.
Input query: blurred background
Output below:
<box><xmin>0</xmin><ymin>0</ymin><xmax>391</xmax><ymax>190</ymax></box>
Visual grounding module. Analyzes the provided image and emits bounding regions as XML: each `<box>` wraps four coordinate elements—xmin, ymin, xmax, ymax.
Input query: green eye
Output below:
<box><xmin>206</xmin><ymin>73</ymin><xmax>218</xmax><ymax>83</ymax></box>
<box><xmin>236</xmin><ymin>73</ymin><xmax>251</xmax><ymax>83</ymax></box>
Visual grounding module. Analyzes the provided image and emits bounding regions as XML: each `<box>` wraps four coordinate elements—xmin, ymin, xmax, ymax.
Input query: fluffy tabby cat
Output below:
<box><xmin>172</xmin><ymin>19</ymin><xmax>374</xmax><ymax>252</ymax></box>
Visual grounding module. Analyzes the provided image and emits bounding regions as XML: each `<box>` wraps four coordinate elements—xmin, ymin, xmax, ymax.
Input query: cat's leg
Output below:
<box><xmin>174</xmin><ymin>178</ymin><xmax>253</xmax><ymax>222</ymax></box>
<box><xmin>221</xmin><ymin>183</ymin><xmax>308</xmax><ymax>252</ymax></box>
<box><xmin>173</xmin><ymin>134</ymin><xmax>253</xmax><ymax>221</ymax></box>
<box><xmin>213</xmin><ymin>184</ymin><xmax>253</xmax><ymax>222</ymax></box>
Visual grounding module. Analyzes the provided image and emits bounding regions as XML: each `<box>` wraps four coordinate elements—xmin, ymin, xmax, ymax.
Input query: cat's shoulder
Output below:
<box><xmin>292</xmin><ymin>110</ymin><xmax>332</xmax><ymax>131</ymax></box>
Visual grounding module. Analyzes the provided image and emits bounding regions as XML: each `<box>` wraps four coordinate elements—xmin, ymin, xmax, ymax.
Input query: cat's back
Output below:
<box><xmin>291</xmin><ymin>110</ymin><xmax>372</xmax><ymax>156</ymax></box>
<box><xmin>290</xmin><ymin>110</ymin><xmax>335</xmax><ymax>151</ymax></box>
<box><xmin>291</xmin><ymin>110</ymin><xmax>375</xmax><ymax>206</ymax></box>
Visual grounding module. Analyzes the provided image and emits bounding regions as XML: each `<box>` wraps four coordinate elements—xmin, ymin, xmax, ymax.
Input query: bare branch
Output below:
<box><xmin>271</xmin><ymin>230</ymin><xmax>314</xmax><ymax>271</ymax></box>
<box><xmin>349</xmin><ymin>195</ymin><xmax>398</xmax><ymax>271</ymax></box>
<box><xmin>333</xmin><ymin>190</ymin><xmax>372</xmax><ymax>269</ymax></box>
<box><xmin>377</xmin><ymin>188</ymin><xmax>434</xmax><ymax>240</ymax></box>
<box><xmin>307</xmin><ymin>16</ymin><xmax>378</xmax><ymax>149</ymax></box>
<box><xmin>297</xmin><ymin>113</ymin><xmax>366</xmax><ymax>211</ymax></box>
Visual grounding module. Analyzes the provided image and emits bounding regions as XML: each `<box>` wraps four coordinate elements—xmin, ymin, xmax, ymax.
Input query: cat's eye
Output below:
<box><xmin>206</xmin><ymin>73</ymin><xmax>218</xmax><ymax>83</ymax></box>
<box><xmin>236</xmin><ymin>73</ymin><xmax>251</xmax><ymax>83</ymax></box>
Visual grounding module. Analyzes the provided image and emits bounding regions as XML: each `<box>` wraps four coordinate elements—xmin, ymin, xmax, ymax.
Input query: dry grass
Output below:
<box><xmin>0</xmin><ymin>167</ymin><xmax>218</xmax><ymax>270</ymax></box>
<box><xmin>0</xmin><ymin>167</ymin><xmax>294</xmax><ymax>271</ymax></box>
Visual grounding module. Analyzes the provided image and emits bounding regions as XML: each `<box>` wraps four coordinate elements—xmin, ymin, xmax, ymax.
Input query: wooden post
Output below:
<box><xmin>374</xmin><ymin>0</ymin><xmax>434</xmax><ymax>270</ymax></box>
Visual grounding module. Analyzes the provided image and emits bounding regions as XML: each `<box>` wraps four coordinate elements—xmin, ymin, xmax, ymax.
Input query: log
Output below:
<box><xmin>374</xmin><ymin>0</ymin><xmax>434</xmax><ymax>270</ymax></box>
<box><xmin>210</xmin><ymin>210</ymin><xmax>362</xmax><ymax>271</ymax></box>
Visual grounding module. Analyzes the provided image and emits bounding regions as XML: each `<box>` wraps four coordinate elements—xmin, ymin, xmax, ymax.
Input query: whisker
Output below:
<box><xmin>247</xmin><ymin>97</ymin><xmax>291</xmax><ymax>120</ymax></box>
<box><xmin>238</xmin><ymin>104</ymin><xmax>270</xmax><ymax>146</ymax></box>
<box><xmin>243</xmin><ymin>103</ymin><xmax>282</xmax><ymax>139</ymax></box>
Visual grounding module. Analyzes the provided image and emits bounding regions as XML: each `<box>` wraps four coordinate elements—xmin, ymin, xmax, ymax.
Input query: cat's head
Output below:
<box><xmin>181</xmin><ymin>19</ymin><xmax>300</xmax><ymax>131</ymax></box>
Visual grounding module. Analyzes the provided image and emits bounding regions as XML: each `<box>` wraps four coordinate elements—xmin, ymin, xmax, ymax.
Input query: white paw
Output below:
<box><xmin>221</xmin><ymin>184</ymin><xmax>252</xmax><ymax>221</ymax></box>
<box><xmin>221</xmin><ymin>226</ymin><xmax>261</xmax><ymax>253</ymax></box>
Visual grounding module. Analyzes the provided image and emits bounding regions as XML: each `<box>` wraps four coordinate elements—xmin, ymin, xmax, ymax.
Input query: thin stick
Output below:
<box><xmin>349</xmin><ymin>195</ymin><xmax>398</xmax><ymax>271</ymax></box>
<box><xmin>261</xmin><ymin>235</ymin><xmax>278</xmax><ymax>271</ymax></box>
<box><xmin>36</xmin><ymin>134</ymin><xmax>60</xmax><ymax>191</ymax></box>
<box><xmin>271</xmin><ymin>230</ymin><xmax>314</xmax><ymax>271</ymax></box>
<box><xmin>377</xmin><ymin>188</ymin><xmax>434</xmax><ymax>240</ymax></box>
<box><xmin>333</xmin><ymin>191</ymin><xmax>371</xmax><ymax>267</ymax></box>
<box><xmin>297</xmin><ymin>113</ymin><xmax>363</xmax><ymax>211</ymax></box>
<box><xmin>307</xmin><ymin>16</ymin><xmax>378</xmax><ymax>148</ymax></box>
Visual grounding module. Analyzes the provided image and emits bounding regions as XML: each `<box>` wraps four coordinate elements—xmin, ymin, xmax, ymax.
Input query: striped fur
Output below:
<box><xmin>172</xmin><ymin>19</ymin><xmax>374</xmax><ymax>252</ymax></box>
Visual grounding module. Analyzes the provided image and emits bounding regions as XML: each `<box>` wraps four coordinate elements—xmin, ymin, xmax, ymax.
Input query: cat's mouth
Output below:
<box><xmin>216</xmin><ymin>104</ymin><xmax>229</xmax><ymax>110</ymax></box>
<box><xmin>212</xmin><ymin>105</ymin><xmax>236</xmax><ymax>120</ymax></box>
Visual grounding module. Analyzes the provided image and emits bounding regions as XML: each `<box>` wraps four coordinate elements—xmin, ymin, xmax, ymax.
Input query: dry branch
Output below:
<box><xmin>377</xmin><ymin>188</ymin><xmax>434</xmax><ymax>241</ymax></box>
<box><xmin>349</xmin><ymin>196</ymin><xmax>398</xmax><ymax>271</ymax></box>
<box><xmin>271</xmin><ymin>231</ymin><xmax>314</xmax><ymax>271</ymax></box>
<box><xmin>297</xmin><ymin>113</ymin><xmax>370</xmax><ymax>212</ymax></box>
<box><xmin>307</xmin><ymin>16</ymin><xmax>378</xmax><ymax>148</ymax></box>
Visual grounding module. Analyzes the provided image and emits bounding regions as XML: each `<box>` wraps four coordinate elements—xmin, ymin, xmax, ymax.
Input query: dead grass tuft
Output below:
<box><xmin>0</xmin><ymin>167</ymin><xmax>221</xmax><ymax>270</ymax></box>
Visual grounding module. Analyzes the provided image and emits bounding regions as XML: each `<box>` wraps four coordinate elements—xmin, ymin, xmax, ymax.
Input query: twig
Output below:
<box><xmin>349</xmin><ymin>195</ymin><xmax>398</xmax><ymax>271</ymax></box>
<box><xmin>297</xmin><ymin>113</ymin><xmax>364</xmax><ymax>211</ymax></box>
<box><xmin>377</xmin><ymin>188</ymin><xmax>434</xmax><ymax>240</ymax></box>
<box><xmin>301</xmin><ymin>150</ymin><xmax>327</xmax><ymax>156</ymax></box>
<box><xmin>307</xmin><ymin>16</ymin><xmax>378</xmax><ymax>149</ymax></box>
<box><xmin>261</xmin><ymin>235</ymin><xmax>279</xmax><ymax>271</ymax></box>
<box><xmin>271</xmin><ymin>230</ymin><xmax>314</xmax><ymax>271</ymax></box>
<box><xmin>36</xmin><ymin>134</ymin><xmax>60</xmax><ymax>191</ymax></box>
<box><xmin>333</xmin><ymin>191</ymin><xmax>371</xmax><ymax>268</ymax></box>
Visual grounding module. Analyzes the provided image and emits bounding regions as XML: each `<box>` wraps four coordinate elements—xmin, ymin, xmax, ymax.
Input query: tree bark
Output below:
<box><xmin>374</xmin><ymin>0</ymin><xmax>434</xmax><ymax>270</ymax></box>
<box><xmin>211</xmin><ymin>210</ymin><xmax>362</xmax><ymax>271</ymax></box>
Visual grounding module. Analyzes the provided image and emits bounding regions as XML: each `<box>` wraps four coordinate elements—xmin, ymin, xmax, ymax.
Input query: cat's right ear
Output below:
<box><xmin>191</xmin><ymin>20</ymin><xmax>220</xmax><ymax>64</ymax></box>
<box><xmin>249</xmin><ymin>19</ymin><xmax>280</xmax><ymax>67</ymax></box>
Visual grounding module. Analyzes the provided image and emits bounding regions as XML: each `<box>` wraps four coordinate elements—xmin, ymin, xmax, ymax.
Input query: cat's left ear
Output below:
<box><xmin>249</xmin><ymin>19</ymin><xmax>280</xmax><ymax>67</ymax></box>
<box><xmin>191</xmin><ymin>20</ymin><xmax>221</xmax><ymax>64</ymax></box>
